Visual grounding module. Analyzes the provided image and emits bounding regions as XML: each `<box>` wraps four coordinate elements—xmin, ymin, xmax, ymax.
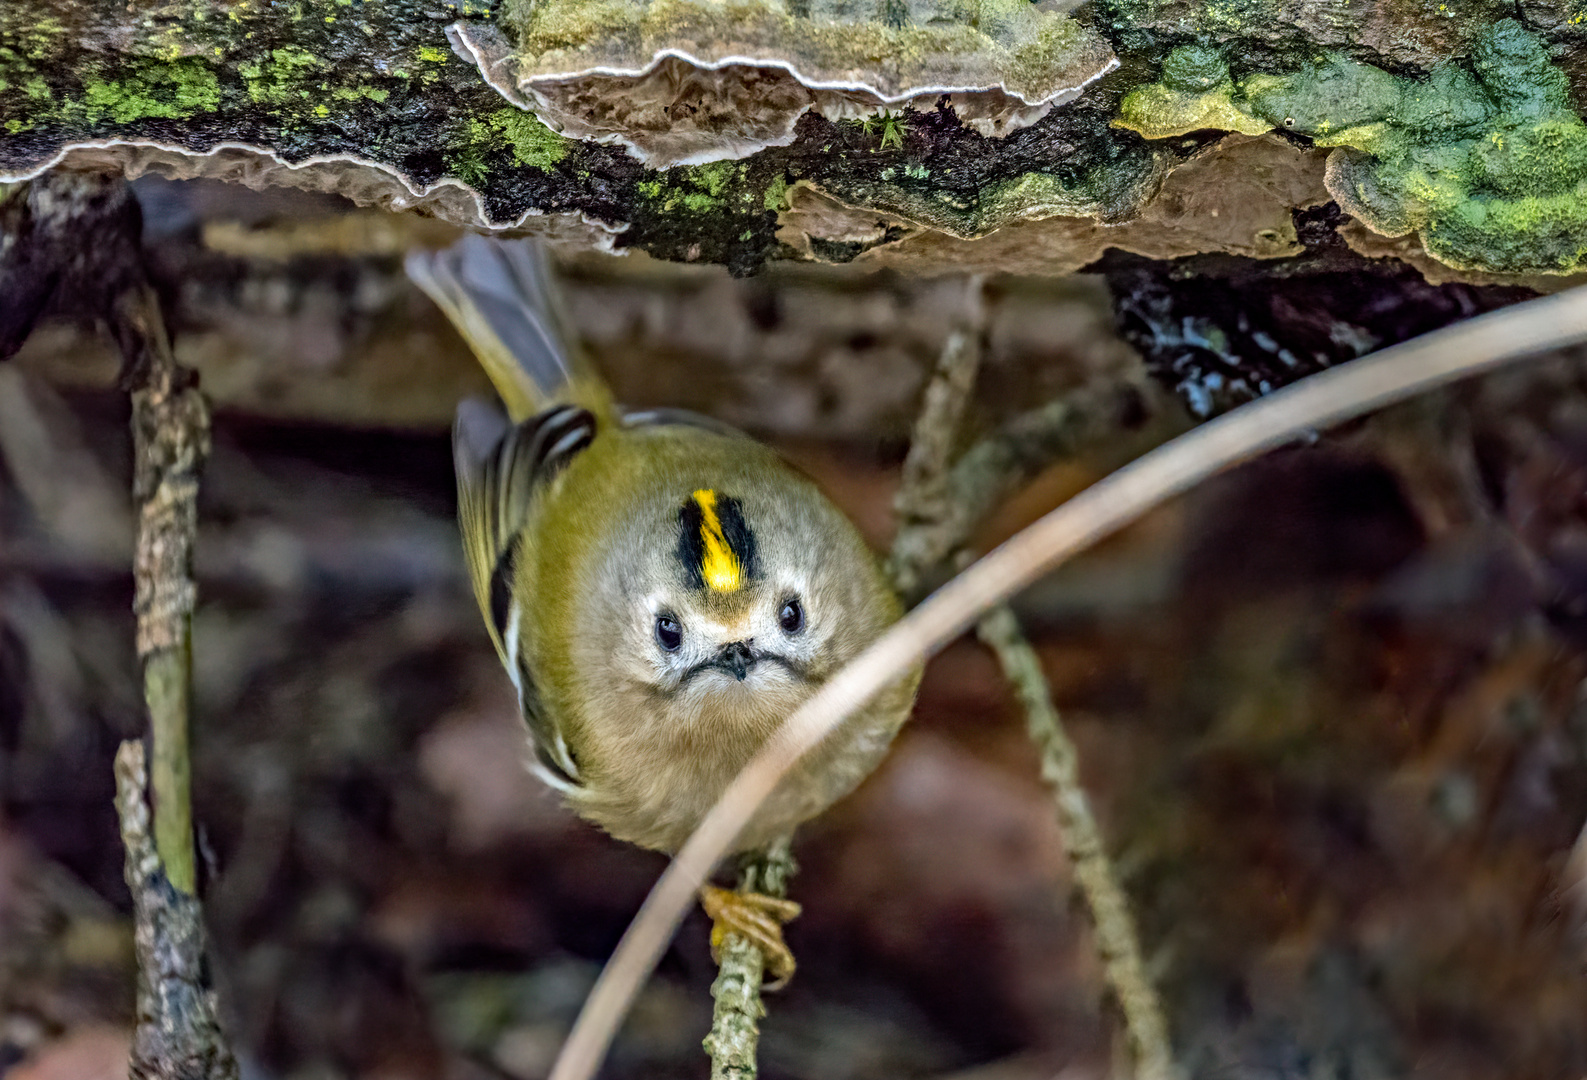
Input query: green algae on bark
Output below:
<box><xmin>1115</xmin><ymin>19</ymin><xmax>1587</xmax><ymax>276</ymax></box>
<box><xmin>1117</xmin><ymin>44</ymin><xmax>1271</xmax><ymax>139</ymax></box>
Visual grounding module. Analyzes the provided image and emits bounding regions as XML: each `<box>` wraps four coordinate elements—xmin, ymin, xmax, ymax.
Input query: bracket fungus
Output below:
<box><xmin>453</xmin><ymin>0</ymin><xmax>1117</xmax><ymax>167</ymax></box>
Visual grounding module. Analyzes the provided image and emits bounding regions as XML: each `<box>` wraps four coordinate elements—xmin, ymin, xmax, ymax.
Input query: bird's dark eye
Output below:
<box><xmin>655</xmin><ymin>616</ymin><xmax>683</xmax><ymax>651</ymax></box>
<box><xmin>779</xmin><ymin>598</ymin><xmax>804</xmax><ymax>635</ymax></box>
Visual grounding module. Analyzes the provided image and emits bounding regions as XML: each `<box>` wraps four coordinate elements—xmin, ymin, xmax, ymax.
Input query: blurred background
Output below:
<box><xmin>2</xmin><ymin>177</ymin><xmax>1586</xmax><ymax>1080</ymax></box>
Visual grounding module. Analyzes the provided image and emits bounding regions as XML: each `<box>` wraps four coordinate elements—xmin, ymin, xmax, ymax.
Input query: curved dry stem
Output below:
<box><xmin>547</xmin><ymin>286</ymin><xmax>1587</xmax><ymax>1080</ymax></box>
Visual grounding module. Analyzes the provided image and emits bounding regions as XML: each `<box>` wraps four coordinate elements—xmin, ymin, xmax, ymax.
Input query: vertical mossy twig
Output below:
<box><xmin>119</xmin><ymin>236</ymin><xmax>233</xmax><ymax>1080</ymax></box>
<box><xmin>888</xmin><ymin>275</ymin><xmax>1178</xmax><ymax>1080</ymax></box>
<box><xmin>11</xmin><ymin>168</ymin><xmax>242</xmax><ymax>1080</ymax></box>
<box><xmin>703</xmin><ymin>839</ymin><xmax>797</xmax><ymax>1080</ymax></box>
<box><xmin>127</xmin><ymin>278</ymin><xmax>209</xmax><ymax>897</ymax></box>
<box><xmin>887</xmin><ymin>278</ymin><xmax>1143</xmax><ymax>601</ymax></box>
<box><xmin>3</xmin><ymin>168</ymin><xmax>235</xmax><ymax>1078</ymax></box>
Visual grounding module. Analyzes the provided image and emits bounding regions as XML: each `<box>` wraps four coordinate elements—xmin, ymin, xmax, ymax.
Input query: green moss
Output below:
<box><xmin>417</xmin><ymin>45</ymin><xmax>451</xmax><ymax>63</ymax></box>
<box><xmin>331</xmin><ymin>85</ymin><xmax>390</xmax><ymax>104</ymax></box>
<box><xmin>1396</xmin><ymin>65</ymin><xmax>1491</xmax><ymax>138</ymax></box>
<box><xmin>1</xmin><ymin>13</ymin><xmax>67</xmax><ymax>63</ymax></box>
<box><xmin>229</xmin><ymin>43</ymin><xmax>397</xmax><ymax>120</ymax></box>
<box><xmin>858</xmin><ymin>111</ymin><xmax>909</xmax><ymax>151</ymax></box>
<box><xmin>1469</xmin><ymin>116</ymin><xmax>1587</xmax><ymax>196</ymax></box>
<box><xmin>489</xmin><ymin>108</ymin><xmax>569</xmax><ymax>170</ymax></box>
<box><xmin>679</xmin><ymin>190</ymin><xmax>717</xmax><ymax>213</ymax></box>
<box><xmin>1115</xmin><ymin>19</ymin><xmax>1587</xmax><ymax>275</ymax></box>
<box><xmin>762</xmin><ymin>173</ymin><xmax>790</xmax><ymax>211</ymax></box>
<box><xmin>634</xmin><ymin>161</ymin><xmax>765</xmax><ymax>217</ymax></box>
<box><xmin>448</xmin><ymin>144</ymin><xmax>490</xmax><ymax>186</ymax></box>
<box><xmin>1471</xmin><ymin>17</ymin><xmax>1572</xmax><ymax>116</ymax></box>
<box><xmin>1327</xmin><ymin>20</ymin><xmax>1587</xmax><ymax>273</ymax></box>
<box><xmin>0</xmin><ymin>15</ymin><xmax>65</xmax><ymax>126</ymax></box>
<box><xmin>690</xmin><ymin>161</ymin><xmax>737</xmax><ymax>199</ymax></box>
<box><xmin>446</xmin><ymin>108</ymin><xmax>571</xmax><ymax>182</ymax></box>
<box><xmin>238</xmin><ymin>45</ymin><xmax>325</xmax><ymax>105</ymax></box>
<box><xmin>1425</xmin><ymin>187</ymin><xmax>1587</xmax><ymax>272</ymax></box>
<box><xmin>80</xmin><ymin>57</ymin><xmax>221</xmax><ymax>124</ymax></box>
<box><xmin>660</xmin><ymin>168</ymin><xmax>727</xmax><ymax>212</ymax></box>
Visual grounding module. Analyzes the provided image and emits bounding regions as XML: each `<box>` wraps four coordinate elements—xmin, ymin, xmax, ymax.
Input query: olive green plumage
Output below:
<box><xmin>407</xmin><ymin>237</ymin><xmax>919</xmax><ymax>854</ymax></box>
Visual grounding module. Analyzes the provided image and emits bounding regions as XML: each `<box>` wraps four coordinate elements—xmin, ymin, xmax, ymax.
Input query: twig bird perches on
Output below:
<box><xmin>701</xmin><ymin>840</ymin><xmax>799</xmax><ymax>1080</ymax></box>
<box><xmin>547</xmin><ymin>284</ymin><xmax>1587</xmax><ymax>1080</ymax></box>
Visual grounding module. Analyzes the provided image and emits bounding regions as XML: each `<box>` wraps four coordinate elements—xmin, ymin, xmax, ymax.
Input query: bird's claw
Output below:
<box><xmin>699</xmin><ymin>884</ymin><xmax>802</xmax><ymax>990</ymax></box>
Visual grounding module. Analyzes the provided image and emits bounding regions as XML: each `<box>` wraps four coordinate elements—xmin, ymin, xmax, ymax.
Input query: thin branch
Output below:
<box><xmin>976</xmin><ymin>607</ymin><xmax>1176</xmax><ymax>1080</ymax></box>
<box><xmin>703</xmin><ymin>840</ymin><xmax>797</xmax><ymax>1080</ymax></box>
<box><xmin>885</xmin><ymin>277</ymin><xmax>1177</xmax><ymax>1078</ymax></box>
<box><xmin>888</xmin><ymin>274</ymin><xmax>986</xmax><ymax>596</ymax></box>
<box><xmin>890</xmin><ymin>369</ymin><xmax>1149</xmax><ymax>601</ymax></box>
<box><xmin>117</xmin><ymin>207</ymin><xmax>233</xmax><ymax>1080</ymax></box>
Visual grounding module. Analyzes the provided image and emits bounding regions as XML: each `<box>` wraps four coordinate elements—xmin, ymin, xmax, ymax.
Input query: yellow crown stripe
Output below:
<box><xmin>693</xmin><ymin>489</ymin><xmax>743</xmax><ymax>592</ymax></box>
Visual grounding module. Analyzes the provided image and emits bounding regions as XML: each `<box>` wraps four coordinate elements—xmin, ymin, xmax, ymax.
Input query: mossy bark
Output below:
<box><xmin>5</xmin><ymin>5</ymin><xmax>1586</xmax><ymax>277</ymax></box>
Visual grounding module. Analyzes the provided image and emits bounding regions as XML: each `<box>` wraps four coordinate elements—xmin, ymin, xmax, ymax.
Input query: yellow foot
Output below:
<box><xmin>699</xmin><ymin>884</ymin><xmax>802</xmax><ymax>990</ymax></box>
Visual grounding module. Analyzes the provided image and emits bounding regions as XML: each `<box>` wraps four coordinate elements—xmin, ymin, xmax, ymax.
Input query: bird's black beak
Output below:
<box><xmin>718</xmin><ymin>641</ymin><xmax>755</xmax><ymax>682</ymax></box>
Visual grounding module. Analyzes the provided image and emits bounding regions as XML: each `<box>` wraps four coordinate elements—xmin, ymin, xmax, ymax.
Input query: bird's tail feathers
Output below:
<box><xmin>405</xmin><ymin>235</ymin><xmax>606</xmax><ymax>421</ymax></box>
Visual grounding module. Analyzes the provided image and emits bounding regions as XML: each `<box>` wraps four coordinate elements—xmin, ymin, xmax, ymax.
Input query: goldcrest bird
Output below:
<box><xmin>406</xmin><ymin>236</ymin><xmax>920</xmax><ymax>978</ymax></box>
